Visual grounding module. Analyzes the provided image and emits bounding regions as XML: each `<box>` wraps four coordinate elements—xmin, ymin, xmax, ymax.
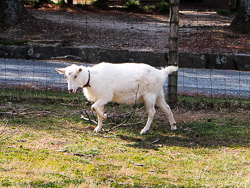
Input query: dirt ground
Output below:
<box><xmin>0</xmin><ymin>4</ymin><xmax>249</xmax><ymax>54</ymax></box>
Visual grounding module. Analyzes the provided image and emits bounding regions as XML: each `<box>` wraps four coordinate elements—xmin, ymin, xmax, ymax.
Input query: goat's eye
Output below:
<box><xmin>74</xmin><ymin>75</ymin><xmax>77</xmax><ymax>79</ymax></box>
<box><xmin>64</xmin><ymin>75</ymin><xmax>67</xmax><ymax>79</ymax></box>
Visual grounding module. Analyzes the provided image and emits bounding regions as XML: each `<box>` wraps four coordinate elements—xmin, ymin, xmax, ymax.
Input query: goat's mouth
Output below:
<box><xmin>68</xmin><ymin>89</ymin><xmax>75</xmax><ymax>94</ymax></box>
<box><xmin>69</xmin><ymin>88</ymin><xmax>81</xmax><ymax>94</ymax></box>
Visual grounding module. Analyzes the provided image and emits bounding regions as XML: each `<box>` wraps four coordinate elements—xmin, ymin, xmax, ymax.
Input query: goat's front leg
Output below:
<box><xmin>91</xmin><ymin>99</ymin><xmax>110</xmax><ymax>133</ymax></box>
<box><xmin>91</xmin><ymin>100</ymin><xmax>109</xmax><ymax>120</ymax></box>
<box><xmin>94</xmin><ymin>106</ymin><xmax>104</xmax><ymax>133</ymax></box>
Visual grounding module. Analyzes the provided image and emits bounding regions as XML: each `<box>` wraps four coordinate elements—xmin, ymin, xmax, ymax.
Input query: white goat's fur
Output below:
<box><xmin>56</xmin><ymin>62</ymin><xmax>177</xmax><ymax>134</ymax></box>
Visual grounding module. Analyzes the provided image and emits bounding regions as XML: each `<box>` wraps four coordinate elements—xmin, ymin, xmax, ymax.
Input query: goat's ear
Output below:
<box><xmin>77</xmin><ymin>68</ymin><xmax>82</xmax><ymax>73</ymax></box>
<box><xmin>55</xmin><ymin>68</ymin><xmax>66</xmax><ymax>74</ymax></box>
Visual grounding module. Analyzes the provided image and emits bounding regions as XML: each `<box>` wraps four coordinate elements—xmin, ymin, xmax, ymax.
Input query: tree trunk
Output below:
<box><xmin>230</xmin><ymin>0</ymin><xmax>250</xmax><ymax>34</ymax></box>
<box><xmin>0</xmin><ymin>0</ymin><xmax>29</xmax><ymax>26</ymax></box>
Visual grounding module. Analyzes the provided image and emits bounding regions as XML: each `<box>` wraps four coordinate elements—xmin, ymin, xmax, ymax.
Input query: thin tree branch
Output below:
<box><xmin>0</xmin><ymin>119</ymin><xmax>20</xmax><ymax>142</ymax></box>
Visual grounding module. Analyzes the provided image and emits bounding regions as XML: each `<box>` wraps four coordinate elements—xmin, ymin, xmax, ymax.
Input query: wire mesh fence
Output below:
<box><xmin>1</xmin><ymin>58</ymin><xmax>249</xmax><ymax>100</ymax></box>
<box><xmin>177</xmin><ymin>68</ymin><xmax>250</xmax><ymax>98</ymax></box>
<box><xmin>0</xmin><ymin>0</ymin><xmax>249</xmax><ymax>101</ymax></box>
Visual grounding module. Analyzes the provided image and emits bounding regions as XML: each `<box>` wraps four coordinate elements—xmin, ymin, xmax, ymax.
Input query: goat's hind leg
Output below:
<box><xmin>140</xmin><ymin>95</ymin><xmax>156</xmax><ymax>135</ymax></box>
<box><xmin>156</xmin><ymin>94</ymin><xmax>177</xmax><ymax>130</ymax></box>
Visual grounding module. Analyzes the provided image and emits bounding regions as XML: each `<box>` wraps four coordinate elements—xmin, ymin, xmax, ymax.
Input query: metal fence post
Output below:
<box><xmin>167</xmin><ymin>0</ymin><xmax>179</xmax><ymax>108</ymax></box>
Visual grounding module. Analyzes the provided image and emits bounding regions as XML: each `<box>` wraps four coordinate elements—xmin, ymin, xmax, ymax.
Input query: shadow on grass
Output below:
<box><xmin>112</xmin><ymin>119</ymin><xmax>250</xmax><ymax>149</ymax></box>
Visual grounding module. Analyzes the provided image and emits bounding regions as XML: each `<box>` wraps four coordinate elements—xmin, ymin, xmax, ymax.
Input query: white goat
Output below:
<box><xmin>56</xmin><ymin>63</ymin><xmax>177</xmax><ymax>134</ymax></box>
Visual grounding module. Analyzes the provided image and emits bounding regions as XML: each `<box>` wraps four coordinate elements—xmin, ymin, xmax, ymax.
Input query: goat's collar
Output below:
<box><xmin>83</xmin><ymin>70</ymin><xmax>91</xmax><ymax>88</ymax></box>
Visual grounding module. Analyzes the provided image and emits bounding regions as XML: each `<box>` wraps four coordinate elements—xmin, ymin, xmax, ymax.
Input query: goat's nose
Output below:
<box><xmin>69</xmin><ymin>89</ymin><xmax>73</xmax><ymax>93</ymax></box>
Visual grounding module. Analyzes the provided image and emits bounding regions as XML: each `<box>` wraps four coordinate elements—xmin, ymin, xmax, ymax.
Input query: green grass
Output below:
<box><xmin>177</xmin><ymin>95</ymin><xmax>250</xmax><ymax>111</ymax></box>
<box><xmin>0</xmin><ymin>88</ymin><xmax>249</xmax><ymax>187</ymax></box>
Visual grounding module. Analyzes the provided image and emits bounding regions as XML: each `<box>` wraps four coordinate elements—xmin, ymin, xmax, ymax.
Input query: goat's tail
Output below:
<box><xmin>162</xmin><ymin>66</ymin><xmax>178</xmax><ymax>76</ymax></box>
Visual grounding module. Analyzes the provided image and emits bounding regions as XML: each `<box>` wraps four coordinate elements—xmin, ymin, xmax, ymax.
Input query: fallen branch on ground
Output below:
<box><xmin>81</xmin><ymin>84</ymin><xmax>146</xmax><ymax>132</ymax></box>
<box><xmin>0</xmin><ymin>119</ymin><xmax>20</xmax><ymax>142</ymax></box>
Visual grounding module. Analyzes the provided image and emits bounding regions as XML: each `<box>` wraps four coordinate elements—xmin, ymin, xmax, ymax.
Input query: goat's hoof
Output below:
<box><xmin>94</xmin><ymin>127</ymin><xmax>102</xmax><ymax>133</ymax></box>
<box><xmin>171</xmin><ymin>124</ymin><xmax>177</xmax><ymax>131</ymax></box>
<box><xmin>140</xmin><ymin>129</ymin><xmax>148</xmax><ymax>135</ymax></box>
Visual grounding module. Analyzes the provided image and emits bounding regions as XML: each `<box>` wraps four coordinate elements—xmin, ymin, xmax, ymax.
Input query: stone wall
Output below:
<box><xmin>0</xmin><ymin>44</ymin><xmax>249</xmax><ymax>71</ymax></box>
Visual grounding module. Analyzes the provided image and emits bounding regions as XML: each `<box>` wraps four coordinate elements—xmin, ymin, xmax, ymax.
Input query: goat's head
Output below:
<box><xmin>56</xmin><ymin>64</ymin><xmax>84</xmax><ymax>93</ymax></box>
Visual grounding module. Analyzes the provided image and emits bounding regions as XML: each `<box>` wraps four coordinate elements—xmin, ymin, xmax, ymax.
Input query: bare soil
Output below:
<box><xmin>0</xmin><ymin>4</ymin><xmax>249</xmax><ymax>54</ymax></box>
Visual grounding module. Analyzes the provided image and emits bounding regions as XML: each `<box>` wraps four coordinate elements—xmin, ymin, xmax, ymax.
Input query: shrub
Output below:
<box><xmin>39</xmin><ymin>0</ymin><xmax>53</xmax><ymax>3</ymax></box>
<box><xmin>156</xmin><ymin>1</ymin><xmax>169</xmax><ymax>13</ymax></box>
<box><xmin>143</xmin><ymin>1</ymin><xmax>169</xmax><ymax>13</ymax></box>
<box><xmin>57</xmin><ymin>0</ymin><xmax>66</xmax><ymax>6</ymax></box>
<box><xmin>143</xmin><ymin>5</ymin><xmax>156</xmax><ymax>12</ymax></box>
<box><xmin>125</xmin><ymin>0</ymin><xmax>140</xmax><ymax>10</ymax></box>
<box><xmin>24</xmin><ymin>0</ymin><xmax>53</xmax><ymax>5</ymax></box>
<box><xmin>217</xmin><ymin>9</ymin><xmax>236</xmax><ymax>16</ymax></box>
